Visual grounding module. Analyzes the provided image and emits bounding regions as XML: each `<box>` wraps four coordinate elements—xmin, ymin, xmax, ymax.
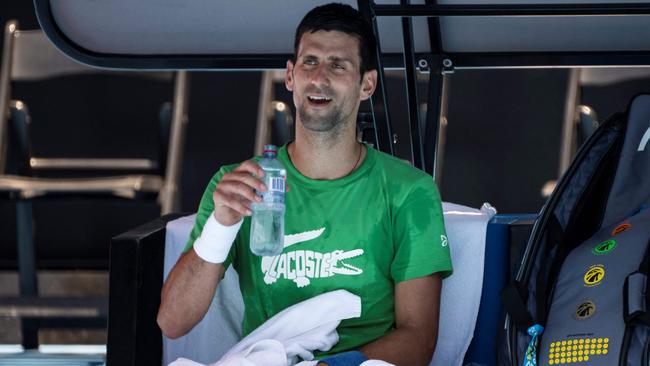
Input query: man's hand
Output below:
<box><xmin>213</xmin><ymin>160</ymin><xmax>266</xmax><ymax>225</ymax></box>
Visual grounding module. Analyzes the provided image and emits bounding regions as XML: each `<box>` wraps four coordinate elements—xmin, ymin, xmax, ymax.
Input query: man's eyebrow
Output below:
<box><xmin>327</xmin><ymin>56</ymin><xmax>354</xmax><ymax>64</ymax></box>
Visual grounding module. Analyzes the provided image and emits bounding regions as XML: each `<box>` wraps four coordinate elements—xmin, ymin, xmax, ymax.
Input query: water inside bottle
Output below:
<box><xmin>250</xmin><ymin>203</ymin><xmax>285</xmax><ymax>256</ymax></box>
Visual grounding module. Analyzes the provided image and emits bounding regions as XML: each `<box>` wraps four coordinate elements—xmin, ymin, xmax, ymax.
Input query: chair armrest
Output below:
<box><xmin>107</xmin><ymin>213</ymin><xmax>187</xmax><ymax>366</ymax></box>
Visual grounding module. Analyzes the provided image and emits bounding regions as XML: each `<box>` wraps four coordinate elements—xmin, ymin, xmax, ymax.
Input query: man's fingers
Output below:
<box><xmin>217</xmin><ymin>192</ymin><xmax>252</xmax><ymax>216</ymax></box>
<box><xmin>221</xmin><ymin>172</ymin><xmax>267</xmax><ymax>192</ymax></box>
<box><xmin>219</xmin><ymin>181</ymin><xmax>262</xmax><ymax>203</ymax></box>
<box><xmin>234</xmin><ymin>160</ymin><xmax>265</xmax><ymax>177</ymax></box>
<box><xmin>214</xmin><ymin>160</ymin><xmax>289</xmax><ymax>218</ymax></box>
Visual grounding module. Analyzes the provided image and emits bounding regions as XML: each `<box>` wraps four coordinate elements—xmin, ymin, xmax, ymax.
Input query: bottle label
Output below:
<box><xmin>258</xmin><ymin>176</ymin><xmax>285</xmax><ymax>204</ymax></box>
<box><xmin>268</xmin><ymin>177</ymin><xmax>285</xmax><ymax>194</ymax></box>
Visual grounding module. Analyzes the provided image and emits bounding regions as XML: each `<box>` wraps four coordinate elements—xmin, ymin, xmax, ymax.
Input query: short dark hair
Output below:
<box><xmin>293</xmin><ymin>3</ymin><xmax>377</xmax><ymax>77</ymax></box>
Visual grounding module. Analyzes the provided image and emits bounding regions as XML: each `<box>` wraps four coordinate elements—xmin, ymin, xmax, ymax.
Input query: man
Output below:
<box><xmin>157</xmin><ymin>4</ymin><xmax>452</xmax><ymax>366</ymax></box>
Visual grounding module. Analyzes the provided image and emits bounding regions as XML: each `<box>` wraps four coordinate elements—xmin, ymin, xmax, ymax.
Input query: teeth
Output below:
<box><xmin>308</xmin><ymin>96</ymin><xmax>331</xmax><ymax>101</ymax></box>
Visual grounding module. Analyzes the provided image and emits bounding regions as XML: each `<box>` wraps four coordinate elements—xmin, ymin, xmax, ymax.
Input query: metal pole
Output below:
<box><xmin>161</xmin><ymin>71</ymin><xmax>189</xmax><ymax>214</ymax></box>
<box><xmin>424</xmin><ymin>0</ymin><xmax>443</xmax><ymax>54</ymax></box>
<box><xmin>435</xmin><ymin>74</ymin><xmax>450</xmax><ymax>183</ymax></box>
<box><xmin>558</xmin><ymin>69</ymin><xmax>581</xmax><ymax>176</ymax></box>
<box><xmin>16</xmin><ymin>199</ymin><xmax>39</xmax><ymax>349</ymax></box>
<box><xmin>421</xmin><ymin>0</ymin><xmax>448</xmax><ymax>181</ymax></box>
<box><xmin>401</xmin><ymin>0</ymin><xmax>425</xmax><ymax>170</ymax></box>
<box><xmin>358</xmin><ymin>0</ymin><xmax>395</xmax><ymax>156</ymax></box>
<box><xmin>423</xmin><ymin>58</ymin><xmax>450</xmax><ymax>181</ymax></box>
<box><xmin>16</xmin><ymin>200</ymin><xmax>37</xmax><ymax>296</ymax></box>
<box><xmin>0</xmin><ymin>21</ymin><xmax>17</xmax><ymax>174</ymax></box>
<box><xmin>254</xmin><ymin>71</ymin><xmax>275</xmax><ymax>156</ymax></box>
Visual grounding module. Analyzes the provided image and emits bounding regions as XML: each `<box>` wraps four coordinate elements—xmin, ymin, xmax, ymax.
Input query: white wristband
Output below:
<box><xmin>193</xmin><ymin>213</ymin><xmax>243</xmax><ymax>264</ymax></box>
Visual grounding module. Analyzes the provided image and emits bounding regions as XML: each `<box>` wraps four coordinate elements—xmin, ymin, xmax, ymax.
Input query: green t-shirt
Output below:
<box><xmin>184</xmin><ymin>143</ymin><xmax>452</xmax><ymax>357</ymax></box>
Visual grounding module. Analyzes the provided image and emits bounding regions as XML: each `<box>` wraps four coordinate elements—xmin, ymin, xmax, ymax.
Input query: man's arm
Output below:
<box><xmin>319</xmin><ymin>273</ymin><xmax>441</xmax><ymax>366</ymax></box>
<box><xmin>157</xmin><ymin>160</ymin><xmax>267</xmax><ymax>339</ymax></box>
<box><xmin>358</xmin><ymin>273</ymin><xmax>442</xmax><ymax>365</ymax></box>
<box><xmin>157</xmin><ymin>250</ymin><xmax>226</xmax><ymax>339</ymax></box>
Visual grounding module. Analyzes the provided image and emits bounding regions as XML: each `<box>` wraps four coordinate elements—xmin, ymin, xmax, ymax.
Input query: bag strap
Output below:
<box><xmin>501</xmin><ymin>280</ymin><xmax>534</xmax><ymax>329</ymax></box>
<box><xmin>624</xmin><ymin>236</ymin><xmax>650</xmax><ymax>326</ymax></box>
<box><xmin>535</xmin><ymin>215</ymin><xmax>564</xmax><ymax>326</ymax></box>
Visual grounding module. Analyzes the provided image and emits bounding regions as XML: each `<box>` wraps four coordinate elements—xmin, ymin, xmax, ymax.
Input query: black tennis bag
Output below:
<box><xmin>498</xmin><ymin>94</ymin><xmax>650</xmax><ymax>366</ymax></box>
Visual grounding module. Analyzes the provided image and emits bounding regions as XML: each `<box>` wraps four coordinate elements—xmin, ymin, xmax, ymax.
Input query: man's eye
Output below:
<box><xmin>332</xmin><ymin>63</ymin><xmax>345</xmax><ymax>70</ymax></box>
<box><xmin>304</xmin><ymin>59</ymin><xmax>317</xmax><ymax>66</ymax></box>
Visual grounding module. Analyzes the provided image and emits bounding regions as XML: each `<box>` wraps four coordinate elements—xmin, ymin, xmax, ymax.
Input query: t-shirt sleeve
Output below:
<box><xmin>182</xmin><ymin>166</ymin><xmax>238</xmax><ymax>268</ymax></box>
<box><xmin>390</xmin><ymin>178</ymin><xmax>453</xmax><ymax>283</ymax></box>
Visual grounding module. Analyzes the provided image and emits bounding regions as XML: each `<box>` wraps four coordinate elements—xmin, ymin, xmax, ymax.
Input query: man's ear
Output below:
<box><xmin>360</xmin><ymin>69</ymin><xmax>377</xmax><ymax>101</ymax></box>
<box><xmin>285</xmin><ymin>60</ymin><xmax>295</xmax><ymax>92</ymax></box>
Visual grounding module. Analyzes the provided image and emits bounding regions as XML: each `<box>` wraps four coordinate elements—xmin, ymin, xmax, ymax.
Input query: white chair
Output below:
<box><xmin>161</xmin><ymin>202</ymin><xmax>495</xmax><ymax>366</ymax></box>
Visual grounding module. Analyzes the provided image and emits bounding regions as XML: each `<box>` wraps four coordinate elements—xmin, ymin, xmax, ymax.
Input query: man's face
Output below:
<box><xmin>286</xmin><ymin>30</ymin><xmax>376</xmax><ymax>133</ymax></box>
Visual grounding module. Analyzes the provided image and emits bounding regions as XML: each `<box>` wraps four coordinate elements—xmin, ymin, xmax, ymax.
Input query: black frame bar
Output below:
<box><xmin>448</xmin><ymin>51</ymin><xmax>650</xmax><ymax>69</ymax></box>
<box><xmin>358</xmin><ymin>0</ymin><xmax>395</xmax><ymax>155</ymax></box>
<box><xmin>422</xmin><ymin>0</ymin><xmax>445</xmax><ymax>178</ymax></box>
<box><xmin>401</xmin><ymin>0</ymin><xmax>425</xmax><ymax>170</ymax></box>
<box><xmin>372</xmin><ymin>2</ymin><xmax>650</xmax><ymax>16</ymax></box>
<box><xmin>422</xmin><ymin>56</ymin><xmax>447</xmax><ymax>179</ymax></box>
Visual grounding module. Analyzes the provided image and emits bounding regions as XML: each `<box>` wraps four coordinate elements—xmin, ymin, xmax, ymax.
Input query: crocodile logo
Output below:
<box><xmin>260</xmin><ymin>227</ymin><xmax>365</xmax><ymax>288</ymax></box>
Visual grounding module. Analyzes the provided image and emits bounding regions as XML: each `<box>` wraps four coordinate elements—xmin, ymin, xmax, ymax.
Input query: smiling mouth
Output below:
<box><xmin>307</xmin><ymin>95</ymin><xmax>332</xmax><ymax>106</ymax></box>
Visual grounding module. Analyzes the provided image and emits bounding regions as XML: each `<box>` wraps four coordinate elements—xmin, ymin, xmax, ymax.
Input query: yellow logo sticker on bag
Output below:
<box><xmin>584</xmin><ymin>265</ymin><xmax>605</xmax><ymax>287</ymax></box>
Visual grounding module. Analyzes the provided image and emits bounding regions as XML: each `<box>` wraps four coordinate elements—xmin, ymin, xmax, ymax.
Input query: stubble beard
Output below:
<box><xmin>294</xmin><ymin>84</ymin><xmax>360</xmax><ymax>144</ymax></box>
<box><xmin>298</xmin><ymin>101</ymin><xmax>344</xmax><ymax>134</ymax></box>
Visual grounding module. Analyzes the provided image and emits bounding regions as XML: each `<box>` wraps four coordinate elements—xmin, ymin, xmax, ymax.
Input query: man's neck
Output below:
<box><xmin>288</xmin><ymin>124</ymin><xmax>365</xmax><ymax>180</ymax></box>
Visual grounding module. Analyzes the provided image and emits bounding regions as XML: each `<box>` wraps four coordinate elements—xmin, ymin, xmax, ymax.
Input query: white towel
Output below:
<box><xmin>429</xmin><ymin>202</ymin><xmax>496</xmax><ymax>366</ymax></box>
<box><xmin>169</xmin><ymin>289</ymin><xmax>361</xmax><ymax>366</ymax></box>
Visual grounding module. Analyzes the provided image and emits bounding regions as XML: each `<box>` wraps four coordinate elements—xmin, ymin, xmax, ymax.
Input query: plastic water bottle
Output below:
<box><xmin>250</xmin><ymin>145</ymin><xmax>286</xmax><ymax>256</ymax></box>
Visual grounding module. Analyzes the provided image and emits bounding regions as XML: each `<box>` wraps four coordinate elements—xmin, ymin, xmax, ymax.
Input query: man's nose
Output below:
<box><xmin>310</xmin><ymin>64</ymin><xmax>329</xmax><ymax>86</ymax></box>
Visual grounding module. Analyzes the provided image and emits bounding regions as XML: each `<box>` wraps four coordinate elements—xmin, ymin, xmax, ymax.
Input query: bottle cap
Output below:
<box><xmin>263</xmin><ymin>144</ymin><xmax>277</xmax><ymax>154</ymax></box>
